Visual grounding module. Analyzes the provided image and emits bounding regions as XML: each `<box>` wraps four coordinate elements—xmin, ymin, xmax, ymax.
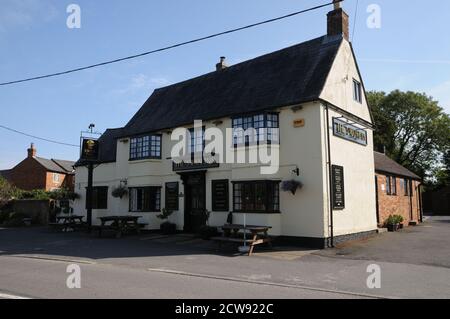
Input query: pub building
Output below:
<box><xmin>74</xmin><ymin>3</ymin><xmax>379</xmax><ymax>248</ymax></box>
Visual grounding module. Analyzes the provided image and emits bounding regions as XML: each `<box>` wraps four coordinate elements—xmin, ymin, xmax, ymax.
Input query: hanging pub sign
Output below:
<box><xmin>333</xmin><ymin>118</ymin><xmax>367</xmax><ymax>146</ymax></box>
<box><xmin>332</xmin><ymin>165</ymin><xmax>345</xmax><ymax>210</ymax></box>
<box><xmin>81</xmin><ymin>138</ymin><xmax>99</xmax><ymax>161</ymax></box>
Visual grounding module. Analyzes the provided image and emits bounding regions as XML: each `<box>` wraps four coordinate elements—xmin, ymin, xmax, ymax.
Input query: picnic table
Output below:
<box><xmin>212</xmin><ymin>224</ymin><xmax>273</xmax><ymax>256</ymax></box>
<box><xmin>49</xmin><ymin>215</ymin><xmax>85</xmax><ymax>232</ymax></box>
<box><xmin>97</xmin><ymin>216</ymin><xmax>143</xmax><ymax>238</ymax></box>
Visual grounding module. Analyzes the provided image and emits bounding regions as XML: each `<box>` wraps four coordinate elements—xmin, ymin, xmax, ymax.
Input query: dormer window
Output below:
<box><xmin>130</xmin><ymin>134</ymin><xmax>162</xmax><ymax>160</ymax></box>
<box><xmin>353</xmin><ymin>79</ymin><xmax>362</xmax><ymax>103</ymax></box>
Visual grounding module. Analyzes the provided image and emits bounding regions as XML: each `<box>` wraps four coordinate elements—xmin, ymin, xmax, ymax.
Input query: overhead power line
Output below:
<box><xmin>0</xmin><ymin>0</ymin><xmax>342</xmax><ymax>87</ymax></box>
<box><xmin>0</xmin><ymin>124</ymin><xmax>79</xmax><ymax>148</ymax></box>
<box><xmin>352</xmin><ymin>0</ymin><xmax>359</xmax><ymax>41</ymax></box>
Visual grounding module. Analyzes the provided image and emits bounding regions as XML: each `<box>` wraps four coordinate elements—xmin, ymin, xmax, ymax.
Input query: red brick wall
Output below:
<box><xmin>45</xmin><ymin>172</ymin><xmax>67</xmax><ymax>191</ymax></box>
<box><xmin>9</xmin><ymin>158</ymin><xmax>47</xmax><ymax>190</ymax></box>
<box><xmin>8</xmin><ymin>158</ymin><xmax>74</xmax><ymax>191</ymax></box>
<box><xmin>376</xmin><ymin>173</ymin><xmax>421</xmax><ymax>227</ymax></box>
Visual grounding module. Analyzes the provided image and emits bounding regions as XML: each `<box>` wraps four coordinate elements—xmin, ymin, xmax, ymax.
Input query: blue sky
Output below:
<box><xmin>1</xmin><ymin>0</ymin><xmax>449</xmax><ymax>169</ymax></box>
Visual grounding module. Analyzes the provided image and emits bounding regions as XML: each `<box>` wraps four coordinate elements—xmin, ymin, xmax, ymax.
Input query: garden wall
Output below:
<box><xmin>13</xmin><ymin>199</ymin><xmax>51</xmax><ymax>225</ymax></box>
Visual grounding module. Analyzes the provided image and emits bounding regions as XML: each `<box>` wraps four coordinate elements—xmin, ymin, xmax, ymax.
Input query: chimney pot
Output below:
<box><xmin>216</xmin><ymin>56</ymin><xmax>228</xmax><ymax>71</ymax></box>
<box><xmin>334</xmin><ymin>0</ymin><xmax>341</xmax><ymax>10</ymax></box>
<box><xmin>27</xmin><ymin>143</ymin><xmax>36</xmax><ymax>158</ymax></box>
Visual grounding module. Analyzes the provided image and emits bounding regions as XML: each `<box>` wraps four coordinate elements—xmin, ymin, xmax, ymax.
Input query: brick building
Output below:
<box><xmin>0</xmin><ymin>144</ymin><xmax>75</xmax><ymax>191</ymax></box>
<box><xmin>374</xmin><ymin>151</ymin><xmax>423</xmax><ymax>227</ymax></box>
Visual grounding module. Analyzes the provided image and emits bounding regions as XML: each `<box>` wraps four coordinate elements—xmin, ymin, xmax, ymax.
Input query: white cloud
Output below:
<box><xmin>0</xmin><ymin>0</ymin><xmax>58</xmax><ymax>33</ymax></box>
<box><xmin>112</xmin><ymin>74</ymin><xmax>171</xmax><ymax>96</ymax></box>
<box><xmin>427</xmin><ymin>80</ymin><xmax>450</xmax><ymax>115</ymax></box>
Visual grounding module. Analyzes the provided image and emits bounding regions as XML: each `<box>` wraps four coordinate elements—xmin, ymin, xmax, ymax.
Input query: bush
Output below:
<box><xmin>0</xmin><ymin>211</ymin><xmax>10</xmax><ymax>225</ymax></box>
<box><xmin>198</xmin><ymin>225</ymin><xmax>218</xmax><ymax>240</ymax></box>
<box><xmin>3</xmin><ymin>212</ymin><xmax>29</xmax><ymax>228</ymax></box>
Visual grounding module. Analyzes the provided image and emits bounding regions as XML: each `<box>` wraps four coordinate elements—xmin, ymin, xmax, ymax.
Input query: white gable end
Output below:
<box><xmin>320</xmin><ymin>40</ymin><xmax>372</xmax><ymax>123</ymax></box>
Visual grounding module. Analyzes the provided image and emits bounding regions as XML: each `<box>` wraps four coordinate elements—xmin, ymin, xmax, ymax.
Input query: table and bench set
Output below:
<box><xmin>49</xmin><ymin>215</ymin><xmax>272</xmax><ymax>255</ymax></box>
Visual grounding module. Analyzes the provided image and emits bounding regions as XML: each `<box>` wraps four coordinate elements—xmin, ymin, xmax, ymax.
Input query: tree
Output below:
<box><xmin>0</xmin><ymin>177</ymin><xmax>17</xmax><ymax>206</ymax></box>
<box><xmin>367</xmin><ymin>90</ymin><xmax>450</xmax><ymax>181</ymax></box>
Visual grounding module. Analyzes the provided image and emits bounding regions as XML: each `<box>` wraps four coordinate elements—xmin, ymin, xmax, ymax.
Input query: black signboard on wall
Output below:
<box><xmin>81</xmin><ymin>138</ymin><xmax>99</xmax><ymax>161</ymax></box>
<box><xmin>165</xmin><ymin>182</ymin><xmax>179</xmax><ymax>211</ymax></box>
<box><xmin>212</xmin><ymin>180</ymin><xmax>229</xmax><ymax>211</ymax></box>
<box><xmin>332</xmin><ymin>165</ymin><xmax>345</xmax><ymax>210</ymax></box>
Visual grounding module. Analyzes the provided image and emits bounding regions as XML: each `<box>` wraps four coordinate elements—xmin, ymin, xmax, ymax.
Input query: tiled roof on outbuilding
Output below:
<box><xmin>374</xmin><ymin>152</ymin><xmax>421</xmax><ymax>180</ymax></box>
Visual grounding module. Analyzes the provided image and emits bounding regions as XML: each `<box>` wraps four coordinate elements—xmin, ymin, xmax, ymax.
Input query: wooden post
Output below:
<box><xmin>86</xmin><ymin>162</ymin><xmax>94</xmax><ymax>233</ymax></box>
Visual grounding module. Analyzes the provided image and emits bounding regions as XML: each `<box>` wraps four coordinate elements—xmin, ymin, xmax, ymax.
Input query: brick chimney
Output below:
<box><xmin>27</xmin><ymin>143</ymin><xmax>36</xmax><ymax>158</ymax></box>
<box><xmin>327</xmin><ymin>0</ymin><xmax>349</xmax><ymax>41</ymax></box>
<box><xmin>216</xmin><ymin>56</ymin><xmax>228</xmax><ymax>71</ymax></box>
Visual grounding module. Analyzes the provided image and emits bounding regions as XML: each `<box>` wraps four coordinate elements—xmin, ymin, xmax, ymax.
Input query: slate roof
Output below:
<box><xmin>122</xmin><ymin>35</ymin><xmax>343</xmax><ymax>137</ymax></box>
<box><xmin>374</xmin><ymin>152</ymin><xmax>421</xmax><ymax>180</ymax></box>
<box><xmin>85</xmin><ymin>35</ymin><xmax>344</xmax><ymax>164</ymax></box>
<box><xmin>34</xmin><ymin>157</ymin><xmax>75</xmax><ymax>174</ymax></box>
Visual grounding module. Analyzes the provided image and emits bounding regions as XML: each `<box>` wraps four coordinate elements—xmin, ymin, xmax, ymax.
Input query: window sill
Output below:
<box><xmin>234</xmin><ymin>143</ymin><xmax>280</xmax><ymax>151</ymax></box>
<box><xmin>129</xmin><ymin>211</ymin><xmax>161</xmax><ymax>214</ymax></box>
<box><xmin>129</xmin><ymin>158</ymin><xmax>162</xmax><ymax>164</ymax></box>
<box><xmin>231</xmin><ymin>211</ymin><xmax>281</xmax><ymax>215</ymax></box>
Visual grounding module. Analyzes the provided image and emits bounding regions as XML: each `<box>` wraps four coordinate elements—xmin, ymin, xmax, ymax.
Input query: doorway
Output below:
<box><xmin>182</xmin><ymin>172</ymin><xmax>206</xmax><ymax>233</ymax></box>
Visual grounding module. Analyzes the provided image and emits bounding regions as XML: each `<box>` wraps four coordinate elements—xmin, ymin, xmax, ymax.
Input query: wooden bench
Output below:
<box><xmin>212</xmin><ymin>224</ymin><xmax>273</xmax><ymax>256</ymax></box>
<box><xmin>98</xmin><ymin>216</ymin><xmax>142</xmax><ymax>238</ymax></box>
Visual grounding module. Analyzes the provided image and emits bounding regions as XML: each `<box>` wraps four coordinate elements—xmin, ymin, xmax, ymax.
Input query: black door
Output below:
<box><xmin>183</xmin><ymin>173</ymin><xmax>206</xmax><ymax>233</ymax></box>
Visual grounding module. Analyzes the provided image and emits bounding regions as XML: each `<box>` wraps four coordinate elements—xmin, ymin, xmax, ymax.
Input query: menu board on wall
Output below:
<box><xmin>212</xmin><ymin>180</ymin><xmax>229</xmax><ymax>212</ymax></box>
<box><xmin>165</xmin><ymin>182</ymin><xmax>179</xmax><ymax>211</ymax></box>
<box><xmin>332</xmin><ymin>165</ymin><xmax>345</xmax><ymax>210</ymax></box>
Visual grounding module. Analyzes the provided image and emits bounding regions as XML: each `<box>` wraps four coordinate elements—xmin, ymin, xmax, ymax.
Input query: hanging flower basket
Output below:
<box><xmin>281</xmin><ymin>179</ymin><xmax>303</xmax><ymax>195</ymax></box>
<box><xmin>111</xmin><ymin>186</ymin><xmax>128</xmax><ymax>199</ymax></box>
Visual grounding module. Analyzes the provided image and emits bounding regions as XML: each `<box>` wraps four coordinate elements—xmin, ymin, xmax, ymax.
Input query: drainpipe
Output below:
<box><xmin>418</xmin><ymin>182</ymin><xmax>423</xmax><ymax>222</ymax></box>
<box><xmin>409</xmin><ymin>180</ymin><xmax>414</xmax><ymax>221</ymax></box>
<box><xmin>325</xmin><ymin>103</ymin><xmax>334</xmax><ymax>248</ymax></box>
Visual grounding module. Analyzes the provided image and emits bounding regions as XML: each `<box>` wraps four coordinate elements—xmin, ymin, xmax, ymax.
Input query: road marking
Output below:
<box><xmin>0</xmin><ymin>292</ymin><xmax>31</xmax><ymax>299</ymax></box>
<box><xmin>10</xmin><ymin>255</ymin><xmax>96</xmax><ymax>265</ymax></box>
<box><xmin>147</xmin><ymin>267</ymin><xmax>394</xmax><ymax>299</ymax></box>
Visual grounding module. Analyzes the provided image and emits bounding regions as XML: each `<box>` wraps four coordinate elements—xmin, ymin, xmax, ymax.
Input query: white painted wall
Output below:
<box><xmin>319</xmin><ymin>40</ymin><xmax>378</xmax><ymax>237</ymax></box>
<box><xmin>74</xmin><ymin>102</ymin><xmax>327</xmax><ymax>237</ymax></box>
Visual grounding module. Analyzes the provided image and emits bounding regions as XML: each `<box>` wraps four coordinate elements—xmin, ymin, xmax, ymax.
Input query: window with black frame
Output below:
<box><xmin>385</xmin><ymin>176</ymin><xmax>391</xmax><ymax>195</ymax></box>
<box><xmin>85</xmin><ymin>186</ymin><xmax>108</xmax><ymax>210</ymax></box>
<box><xmin>130</xmin><ymin>134</ymin><xmax>161</xmax><ymax>160</ymax></box>
<box><xmin>129</xmin><ymin>187</ymin><xmax>161</xmax><ymax>212</ymax></box>
<box><xmin>189</xmin><ymin>128</ymin><xmax>205</xmax><ymax>162</ymax></box>
<box><xmin>232</xmin><ymin>113</ymin><xmax>279</xmax><ymax>146</ymax></box>
<box><xmin>353</xmin><ymin>79</ymin><xmax>362</xmax><ymax>103</ymax></box>
<box><xmin>232</xmin><ymin>181</ymin><xmax>280</xmax><ymax>213</ymax></box>
<box><xmin>402</xmin><ymin>178</ymin><xmax>410</xmax><ymax>196</ymax></box>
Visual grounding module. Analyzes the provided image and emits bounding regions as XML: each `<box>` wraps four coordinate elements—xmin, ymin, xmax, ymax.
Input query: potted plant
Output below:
<box><xmin>386</xmin><ymin>215</ymin><xmax>400</xmax><ymax>232</ymax></box>
<box><xmin>198</xmin><ymin>210</ymin><xmax>218</xmax><ymax>240</ymax></box>
<box><xmin>397</xmin><ymin>215</ymin><xmax>405</xmax><ymax>229</ymax></box>
<box><xmin>111</xmin><ymin>185</ymin><xmax>128</xmax><ymax>199</ymax></box>
<box><xmin>281</xmin><ymin>179</ymin><xmax>303</xmax><ymax>195</ymax></box>
<box><xmin>157</xmin><ymin>208</ymin><xmax>177</xmax><ymax>234</ymax></box>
